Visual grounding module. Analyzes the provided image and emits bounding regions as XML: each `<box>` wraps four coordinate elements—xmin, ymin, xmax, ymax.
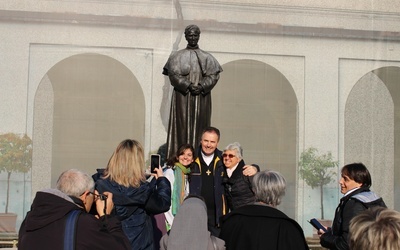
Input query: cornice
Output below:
<box><xmin>0</xmin><ymin>9</ymin><xmax>399</xmax><ymax>41</ymax></box>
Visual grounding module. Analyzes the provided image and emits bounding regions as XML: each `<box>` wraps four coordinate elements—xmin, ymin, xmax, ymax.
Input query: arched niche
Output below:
<box><xmin>33</xmin><ymin>53</ymin><xmax>145</xmax><ymax>187</ymax></box>
<box><xmin>212</xmin><ymin>59</ymin><xmax>298</xmax><ymax>217</ymax></box>
<box><xmin>345</xmin><ymin>67</ymin><xmax>398</xmax><ymax>209</ymax></box>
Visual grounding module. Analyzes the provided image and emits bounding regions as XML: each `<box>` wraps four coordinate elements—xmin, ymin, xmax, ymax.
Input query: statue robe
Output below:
<box><xmin>163</xmin><ymin>46</ymin><xmax>222</xmax><ymax>158</ymax></box>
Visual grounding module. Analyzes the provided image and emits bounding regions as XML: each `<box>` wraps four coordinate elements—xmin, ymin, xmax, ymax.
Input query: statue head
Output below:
<box><xmin>185</xmin><ymin>24</ymin><xmax>201</xmax><ymax>35</ymax></box>
<box><xmin>185</xmin><ymin>24</ymin><xmax>201</xmax><ymax>47</ymax></box>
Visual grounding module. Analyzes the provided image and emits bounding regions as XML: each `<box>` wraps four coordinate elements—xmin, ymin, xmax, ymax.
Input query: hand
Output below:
<box><xmin>317</xmin><ymin>228</ymin><xmax>326</xmax><ymax>237</ymax></box>
<box><xmin>243</xmin><ymin>165</ymin><xmax>257</xmax><ymax>176</ymax></box>
<box><xmin>95</xmin><ymin>191</ymin><xmax>114</xmax><ymax>217</ymax></box>
<box><xmin>189</xmin><ymin>84</ymin><xmax>202</xmax><ymax>95</ymax></box>
<box><xmin>151</xmin><ymin>165</ymin><xmax>164</xmax><ymax>179</ymax></box>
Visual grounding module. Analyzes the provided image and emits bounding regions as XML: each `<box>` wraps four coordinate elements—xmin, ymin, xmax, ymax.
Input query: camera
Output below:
<box><xmin>98</xmin><ymin>193</ymin><xmax>108</xmax><ymax>201</ymax></box>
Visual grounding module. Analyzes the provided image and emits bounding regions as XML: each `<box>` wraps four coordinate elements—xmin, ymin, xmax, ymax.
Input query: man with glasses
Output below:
<box><xmin>189</xmin><ymin>127</ymin><xmax>258</xmax><ymax>236</ymax></box>
<box><xmin>18</xmin><ymin>169</ymin><xmax>130</xmax><ymax>250</ymax></box>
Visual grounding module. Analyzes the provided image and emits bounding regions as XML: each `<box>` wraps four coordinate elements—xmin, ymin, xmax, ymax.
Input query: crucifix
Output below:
<box><xmin>206</xmin><ymin>169</ymin><xmax>211</xmax><ymax>176</ymax></box>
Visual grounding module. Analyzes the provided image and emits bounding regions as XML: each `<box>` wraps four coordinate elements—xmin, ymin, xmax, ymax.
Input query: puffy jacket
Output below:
<box><xmin>222</xmin><ymin>160</ymin><xmax>256</xmax><ymax>211</ymax></box>
<box><xmin>96</xmin><ymin>175</ymin><xmax>171</xmax><ymax>250</ymax></box>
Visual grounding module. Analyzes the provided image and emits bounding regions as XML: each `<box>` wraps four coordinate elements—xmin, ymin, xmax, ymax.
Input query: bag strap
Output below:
<box><xmin>64</xmin><ymin>209</ymin><xmax>81</xmax><ymax>250</ymax></box>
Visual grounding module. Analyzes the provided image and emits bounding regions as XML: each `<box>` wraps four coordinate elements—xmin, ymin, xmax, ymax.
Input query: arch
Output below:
<box><xmin>33</xmin><ymin>53</ymin><xmax>145</xmax><ymax>187</ymax></box>
<box><xmin>345</xmin><ymin>67</ymin><xmax>396</xmax><ymax>209</ymax></box>
<box><xmin>213</xmin><ymin>59</ymin><xmax>298</xmax><ymax>217</ymax></box>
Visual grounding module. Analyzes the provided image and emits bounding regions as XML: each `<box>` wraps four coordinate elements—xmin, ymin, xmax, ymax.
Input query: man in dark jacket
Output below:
<box><xmin>189</xmin><ymin>127</ymin><xmax>258</xmax><ymax>236</ymax></box>
<box><xmin>18</xmin><ymin>169</ymin><xmax>130</xmax><ymax>250</ymax></box>
<box><xmin>319</xmin><ymin>163</ymin><xmax>386</xmax><ymax>250</ymax></box>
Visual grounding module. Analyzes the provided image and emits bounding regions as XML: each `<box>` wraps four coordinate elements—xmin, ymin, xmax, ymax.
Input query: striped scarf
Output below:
<box><xmin>172</xmin><ymin>162</ymin><xmax>191</xmax><ymax>215</ymax></box>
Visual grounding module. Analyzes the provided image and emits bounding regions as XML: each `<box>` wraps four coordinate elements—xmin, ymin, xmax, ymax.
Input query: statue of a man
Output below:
<box><xmin>163</xmin><ymin>24</ymin><xmax>223</xmax><ymax>158</ymax></box>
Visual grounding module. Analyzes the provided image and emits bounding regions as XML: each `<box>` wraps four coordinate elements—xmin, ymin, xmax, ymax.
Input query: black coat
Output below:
<box><xmin>320</xmin><ymin>186</ymin><xmax>386</xmax><ymax>250</ymax></box>
<box><xmin>18</xmin><ymin>190</ymin><xmax>130</xmax><ymax>250</ymax></box>
<box><xmin>223</xmin><ymin>159</ymin><xmax>255</xmax><ymax>211</ymax></box>
<box><xmin>189</xmin><ymin>148</ymin><xmax>228</xmax><ymax>228</ymax></box>
<box><xmin>220</xmin><ymin>204</ymin><xmax>308</xmax><ymax>250</ymax></box>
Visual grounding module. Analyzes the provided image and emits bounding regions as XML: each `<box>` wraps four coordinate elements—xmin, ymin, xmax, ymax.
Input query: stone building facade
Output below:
<box><xmin>1</xmin><ymin>0</ymin><xmax>399</xmax><ymax>236</ymax></box>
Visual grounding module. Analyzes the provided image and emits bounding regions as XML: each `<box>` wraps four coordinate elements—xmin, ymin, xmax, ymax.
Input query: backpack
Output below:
<box><xmin>64</xmin><ymin>209</ymin><xmax>82</xmax><ymax>250</ymax></box>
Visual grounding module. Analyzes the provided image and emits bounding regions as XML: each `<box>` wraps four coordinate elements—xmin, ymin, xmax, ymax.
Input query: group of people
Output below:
<box><xmin>157</xmin><ymin>127</ymin><xmax>260</xmax><ymax>237</ymax></box>
<box><xmin>9</xmin><ymin>23</ymin><xmax>397</xmax><ymax>250</ymax></box>
<box><xmin>15</xmin><ymin>22</ymin><xmax>400</xmax><ymax>250</ymax></box>
<box><xmin>17</xmin><ymin>127</ymin><xmax>400</xmax><ymax>250</ymax></box>
<box><xmin>18</xmin><ymin>138</ymin><xmax>171</xmax><ymax>250</ymax></box>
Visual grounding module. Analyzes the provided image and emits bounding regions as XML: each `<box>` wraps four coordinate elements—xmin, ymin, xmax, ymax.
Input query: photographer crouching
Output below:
<box><xmin>18</xmin><ymin>169</ymin><xmax>130</xmax><ymax>250</ymax></box>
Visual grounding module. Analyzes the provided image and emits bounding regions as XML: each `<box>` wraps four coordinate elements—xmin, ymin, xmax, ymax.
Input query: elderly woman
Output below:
<box><xmin>319</xmin><ymin>163</ymin><xmax>386</xmax><ymax>250</ymax></box>
<box><xmin>222</xmin><ymin>142</ymin><xmax>257</xmax><ymax>211</ymax></box>
<box><xmin>220</xmin><ymin>170</ymin><xmax>308</xmax><ymax>250</ymax></box>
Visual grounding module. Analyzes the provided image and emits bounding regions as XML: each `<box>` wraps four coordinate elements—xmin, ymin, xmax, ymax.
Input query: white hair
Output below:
<box><xmin>56</xmin><ymin>169</ymin><xmax>94</xmax><ymax>198</ymax></box>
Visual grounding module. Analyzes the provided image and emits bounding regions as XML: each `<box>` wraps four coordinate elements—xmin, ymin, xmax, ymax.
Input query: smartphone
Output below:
<box><xmin>308</xmin><ymin>218</ymin><xmax>328</xmax><ymax>232</ymax></box>
<box><xmin>150</xmin><ymin>154</ymin><xmax>160</xmax><ymax>173</ymax></box>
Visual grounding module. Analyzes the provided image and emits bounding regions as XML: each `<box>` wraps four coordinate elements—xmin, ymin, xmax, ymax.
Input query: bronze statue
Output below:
<box><xmin>163</xmin><ymin>24</ymin><xmax>223</xmax><ymax>158</ymax></box>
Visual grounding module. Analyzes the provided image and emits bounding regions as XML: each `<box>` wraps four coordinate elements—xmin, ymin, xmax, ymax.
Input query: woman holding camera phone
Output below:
<box><xmin>96</xmin><ymin>139</ymin><xmax>171</xmax><ymax>250</ymax></box>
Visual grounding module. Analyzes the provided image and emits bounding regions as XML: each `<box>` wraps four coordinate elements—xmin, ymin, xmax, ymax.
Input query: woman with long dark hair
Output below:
<box><xmin>163</xmin><ymin>143</ymin><xmax>195</xmax><ymax>229</ymax></box>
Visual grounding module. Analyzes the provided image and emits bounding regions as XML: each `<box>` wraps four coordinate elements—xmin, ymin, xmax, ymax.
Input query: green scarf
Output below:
<box><xmin>171</xmin><ymin>162</ymin><xmax>191</xmax><ymax>215</ymax></box>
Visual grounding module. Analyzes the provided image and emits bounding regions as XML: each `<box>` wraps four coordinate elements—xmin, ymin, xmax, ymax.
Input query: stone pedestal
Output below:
<box><xmin>0</xmin><ymin>213</ymin><xmax>17</xmax><ymax>232</ymax></box>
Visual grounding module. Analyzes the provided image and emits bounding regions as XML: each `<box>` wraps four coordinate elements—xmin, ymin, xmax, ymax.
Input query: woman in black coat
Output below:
<box><xmin>222</xmin><ymin>142</ymin><xmax>258</xmax><ymax>211</ymax></box>
<box><xmin>220</xmin><ymin>170</ymin><xmax>308</xmax><ymax>250</ymax></box>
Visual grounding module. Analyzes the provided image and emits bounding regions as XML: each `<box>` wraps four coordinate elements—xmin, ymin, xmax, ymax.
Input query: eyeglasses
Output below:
<box><xmin>87</xmin><ymin>191</ymin><xmax>108</xmax><ymax>201</ymax></box>
<box><xmin>222</xmin><ymin>154</ymin><xmax>236</xmax><ymax>159</ymax></box>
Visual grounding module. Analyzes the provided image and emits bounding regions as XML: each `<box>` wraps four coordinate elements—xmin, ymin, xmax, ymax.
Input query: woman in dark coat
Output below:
<box><xmin>319</xmin><ymin>163</ymin><xmax>386</xmax><ymax>250</ymax></box>
<box><xmin>96</xmin><ymin>139</ymin><xmax>171</xmax><ymax>250</ymax></box>
<box><xmin>220</xmin><ymin>170</ymin><xmax>308</xmax><ymax>250</ymax></box>
<box><xmin>222</xmin><ymin>142</ymin><xmax>257</xmax><ymax>211</ymax></box>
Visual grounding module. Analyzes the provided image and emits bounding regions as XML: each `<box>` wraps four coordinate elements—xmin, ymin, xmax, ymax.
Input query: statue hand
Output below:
<box><xmin>189</xmin><ymin>84</ymin><xmax>201</xmax><ymax>95</ymax></box>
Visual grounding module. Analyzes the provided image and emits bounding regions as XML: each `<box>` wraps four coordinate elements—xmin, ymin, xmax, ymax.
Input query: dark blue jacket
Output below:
<box><xmin>96</xmin><ymin>176</ymin><xmax>171</xmax><ymax>250</ymax></box>
<box><xmin>189</xmin><ymin>148</ymin><xmax>228</xmax><ymax>227</ymax></box>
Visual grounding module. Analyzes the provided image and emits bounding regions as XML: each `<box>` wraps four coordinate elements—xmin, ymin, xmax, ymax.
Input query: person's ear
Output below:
<box><xmin>80</xmin><ymin>190</ymin><xmax>90</xmax><ymax>204</ymax></box>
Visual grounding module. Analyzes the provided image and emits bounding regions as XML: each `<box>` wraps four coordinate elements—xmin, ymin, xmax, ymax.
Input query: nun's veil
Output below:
<box><xmin>167</xmin><ymin>197</ymin><xmax>210</xmax><ymax>250</ymax></box>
